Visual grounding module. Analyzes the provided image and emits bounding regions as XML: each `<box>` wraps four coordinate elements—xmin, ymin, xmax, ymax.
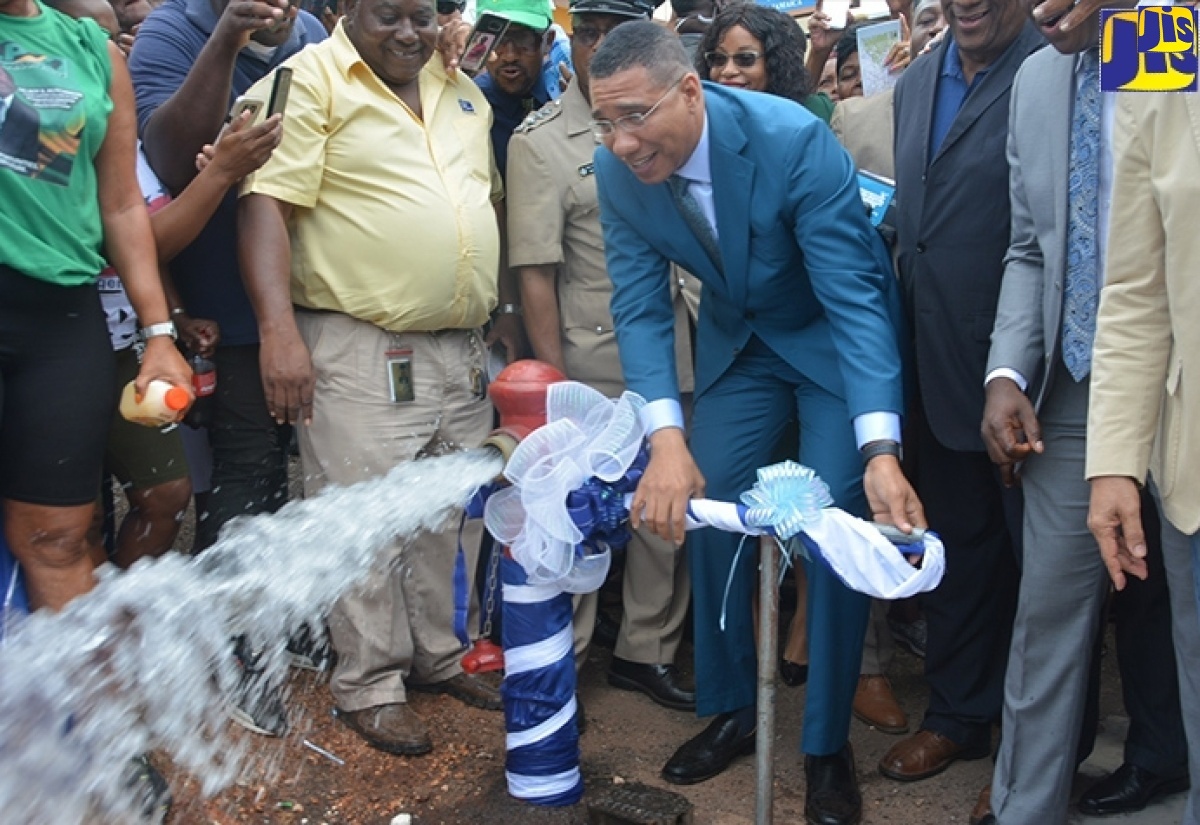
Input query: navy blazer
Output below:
<box><xmin>893</xmin><ymin>24</ymin><xmax>1044</xmax><ymax>451</ymax></box>
<box><xmin>596</xmin><ymin>82</ymin><xmax>905</xmax><ymax>421</ymax></box>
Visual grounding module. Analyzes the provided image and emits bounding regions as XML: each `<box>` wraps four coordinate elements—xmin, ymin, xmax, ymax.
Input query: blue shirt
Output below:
<box><xmin>475</xmin><ymin>70</ymin><xmax>554</xmax><ymax>181</ymax></box>
<box><xmin>928</xmin><ymin>39</ymin><xmax>991</xmax><ymax>162</ymax></box>
<box><xmin>129</xmin><ymin>0</ymin><xmax>325</xmax><ymax>346</ymax></box>
<box><xmin>542</xmin><ymin>30</ymin><xmax>572</xmax><ymax>100</ymax></box>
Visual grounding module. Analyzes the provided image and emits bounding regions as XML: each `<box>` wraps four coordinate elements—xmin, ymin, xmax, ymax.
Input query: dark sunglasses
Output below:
<box><xmin>436</xmin><ymin>0</ymin><xmax>464</xmax><ymax>13</ymax></box>
<box><xmin>704</xmin><ymin>50</ymin><xmax>762</xmax><ymax>69</ymax></box>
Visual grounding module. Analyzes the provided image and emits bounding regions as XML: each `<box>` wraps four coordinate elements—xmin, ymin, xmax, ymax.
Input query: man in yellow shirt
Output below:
<box><xmin>238</xmin><ymin>0</ymin><xmax>522</xmax><ymax>756</ymax></box>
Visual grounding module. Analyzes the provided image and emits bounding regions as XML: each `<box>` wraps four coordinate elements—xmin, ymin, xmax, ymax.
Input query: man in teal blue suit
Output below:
<box><xmin>589</xmin><ymin>22</ymin><xmax>926</xmax><ymax>825</ymax></box>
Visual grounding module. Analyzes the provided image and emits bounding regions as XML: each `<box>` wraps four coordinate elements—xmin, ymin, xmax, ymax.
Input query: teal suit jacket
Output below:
<box><xmin>596</xmin><ymin>82</ymin><xmax>905</xmax><ymax>421</ymax></box>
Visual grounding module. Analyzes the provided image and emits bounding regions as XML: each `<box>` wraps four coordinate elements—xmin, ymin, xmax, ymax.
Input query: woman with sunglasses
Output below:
<box><xmin>695</xmin><ymin>2</ymin><xmax>834</xmax><ymax>124</ymax></box>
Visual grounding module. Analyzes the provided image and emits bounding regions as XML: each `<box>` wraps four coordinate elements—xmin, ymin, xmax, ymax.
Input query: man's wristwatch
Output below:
<box><xmin>861</xmin><ymin>439</ymin><xmax>902</xmax><ymax>464</ymax></box>
<box><xmin>140</xmin><ymin>321</ymin><xmax>178</xmax><ymax>341</ymax></box>
<box><xmin>494</xmin><ymin>303</ymin><xmax>522</xmax><ymax>317</ymax></box>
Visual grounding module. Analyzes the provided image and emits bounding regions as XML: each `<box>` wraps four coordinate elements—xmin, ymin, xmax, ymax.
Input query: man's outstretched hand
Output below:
<box><xmin>864</xmin><ymin>454</ymin><xmax>926</xmax><ymax>534</ymax></box>
<box><xmin>632</xmin><ymin>428</ymin><xmax>705</xmax><ymax>547</ymax></box>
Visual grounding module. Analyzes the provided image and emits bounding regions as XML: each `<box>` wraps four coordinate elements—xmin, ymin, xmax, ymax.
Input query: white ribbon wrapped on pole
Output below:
<box><xmin>482</xmin><ymin>381</ymin><xmax>945</xmax><ymax>806</ymax></box>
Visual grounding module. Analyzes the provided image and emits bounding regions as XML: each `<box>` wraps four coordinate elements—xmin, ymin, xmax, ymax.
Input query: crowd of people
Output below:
<box><xmin>0</xmin><ymin>0</ymin><xmax>1198</xmax><ymax>821</ymax></box>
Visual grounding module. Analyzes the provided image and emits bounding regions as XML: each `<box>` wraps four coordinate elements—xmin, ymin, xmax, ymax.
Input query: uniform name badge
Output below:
<box><xmin>386</xmin><ymin>348</ymin><xmax>415</xmax><ymax>404</ymax></box>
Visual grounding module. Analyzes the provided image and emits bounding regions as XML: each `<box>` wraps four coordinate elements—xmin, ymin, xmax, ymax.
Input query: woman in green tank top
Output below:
<box><xmin>0</xmin><ymin>0</ymin><xmax>190</xmax><ymax>617</ymax></box>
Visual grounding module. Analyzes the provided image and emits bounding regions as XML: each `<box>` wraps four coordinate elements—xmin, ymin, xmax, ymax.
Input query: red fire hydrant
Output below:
<box><xmin>462</xmin><ymin>360</ymin><xmax>566</xmax><ymax>676</ymax></box>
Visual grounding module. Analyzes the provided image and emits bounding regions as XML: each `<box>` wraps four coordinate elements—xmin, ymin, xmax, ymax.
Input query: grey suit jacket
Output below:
<box><xmin>986</xmin><ymin>47</ymin><xmax>1075</xmax><ymax>412</ymax></box>
<box><xmin>893</xmin><ymin>23</ymin><xmax>1045</xmax><ymax>451</ymax></box>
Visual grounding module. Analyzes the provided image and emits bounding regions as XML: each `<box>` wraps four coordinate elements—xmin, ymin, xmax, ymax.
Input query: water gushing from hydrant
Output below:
<box><xmin>0</xmin><ymin>448</ymin><xmax>504</xmax><ymax>824</ymax></box>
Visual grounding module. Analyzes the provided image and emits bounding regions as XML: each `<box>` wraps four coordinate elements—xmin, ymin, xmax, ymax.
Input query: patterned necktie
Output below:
<box><xmin>668</xmin><ymin>174</ymin><xmax>723</xmax><ymax>274</ymax></box>
<box><xmin>1062</xmin><ymin>49</ymin><xmax>1101</xmax><ymax>382</ymax></box>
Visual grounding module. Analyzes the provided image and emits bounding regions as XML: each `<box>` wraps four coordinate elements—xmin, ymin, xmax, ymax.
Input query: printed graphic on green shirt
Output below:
<box><xmin>0</xmin><ymin>42</ymin><xmax>86</xmax><ymax>184</ymax></box>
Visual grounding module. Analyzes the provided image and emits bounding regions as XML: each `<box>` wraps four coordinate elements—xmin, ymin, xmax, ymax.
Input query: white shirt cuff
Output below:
<box><xmin>853</xmin><ymin>412</ymin><xmax>902</xmax><ymax>450</ymax></box>
<box><xmin>984</xmin><ymin>368</ymin><xmax>1028</xmax><ymax>393</ymax></box>
<box><xmin>640</xmin><ymin>398</ymin><xmax>685</xmax><ymax>435</ymax></box>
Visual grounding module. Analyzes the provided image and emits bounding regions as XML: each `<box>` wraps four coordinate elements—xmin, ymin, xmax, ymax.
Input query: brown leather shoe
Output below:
<box><xmin>969</xmin><ymin>784</ymin><xmax>992</xmax><ymax>825</ymax></box>
<box><xmin>410</xmin><ymin>672</ymin><xmax>503</xmax><ymax>710</ymax></box>
<box><xmin>852</xmin><ymin>675</ymin><xmax>909</xmax><ymax>734</ymax></box>
<box><xmin>878</xmin><ymin>730</ymin><xmax>989</xmax><ymax>781</ymax></box>
<box><xmin>335</xmin><ymin>703</ymin><xmax>432</xmax><ymax>755</ymax></box>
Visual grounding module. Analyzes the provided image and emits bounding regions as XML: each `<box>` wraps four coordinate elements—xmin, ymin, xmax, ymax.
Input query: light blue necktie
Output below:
<box><xmin>668</xmin><ymin>174</ymin><xmax>723</xmax><ymax>274</ymax></box>
<box><xmin>1062</xmin><ymin>49</ymin><xmax>1101</xmax><ymax>382</ymax></box>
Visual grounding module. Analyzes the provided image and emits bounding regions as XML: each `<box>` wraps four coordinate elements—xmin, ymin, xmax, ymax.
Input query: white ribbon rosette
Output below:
<box><xmin>484</xmin><ymin>382</ymin><xmax>646</xmax><ymax>594</ymax></box>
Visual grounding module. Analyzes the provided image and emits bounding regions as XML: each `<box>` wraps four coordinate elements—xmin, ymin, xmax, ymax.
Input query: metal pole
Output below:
<box><xmin>755</xmin><ymin>534</ymin><xmax>778</xmax><ymax>825</ymax></box>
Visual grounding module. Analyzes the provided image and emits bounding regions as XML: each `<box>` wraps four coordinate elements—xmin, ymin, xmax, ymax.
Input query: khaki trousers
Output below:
<box><xmin>296</xmin><ymin>311</ymin><xmax>492</xmax><ymax>711</ymax></box>
<box><xmin>572</xmin><ymin>525</ymin><xmax>690</xmax><ymax>667</ymax></box>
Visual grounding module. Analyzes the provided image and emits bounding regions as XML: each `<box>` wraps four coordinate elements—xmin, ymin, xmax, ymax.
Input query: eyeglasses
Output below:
<box><xmin>590</xmin><ymin>75</ymin><xmax>684</xmax><ymax>140</ymax></box>
<box><xmin>572</xmin><ymin>21</ymin><xmax>626</xmax><ymax>48</ymax></box>
<box><xmin>494</xmin><ymin>28</ymin><xmax>543</xmax><ymax>55</ymax></box>
<box><xmin>704</xmin><ymin>50</ymin><xmax>762</xmax><ymax>69</ymax></box>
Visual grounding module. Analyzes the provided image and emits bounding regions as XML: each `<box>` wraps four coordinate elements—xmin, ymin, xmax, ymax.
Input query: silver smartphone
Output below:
<box><xmin>227</xmin><ymin>96</ymin><xmax>264</xmax><ymax>124</ymax></box>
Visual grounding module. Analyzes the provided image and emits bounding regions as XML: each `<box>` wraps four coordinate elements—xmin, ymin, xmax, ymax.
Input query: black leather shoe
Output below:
<box><xmin>608</xmin><ymin>657</ymin><xmax>696</xmax><ymax>712</ymax></box>
<box><xmin>1077</xmin><ymin>763</ymin><xmax>1190</xmax><ymax>816</ymax></box>
<box><xmin>661</xmin><ymin>713</ymin><xmax>755</xmax><ymax>785</ymax></box>
<box><xmin>593</xmin><ymin>611</ymin><xmax>620</xmax><ymax>650</ymax></box>
<box><xmin>805</xmin><ymin>745</ymin><xmax>862</xmax><ymax>825</ymax></box>
<box><xmin>780</xmin><ymin>658</ymin><xmax>809</xmax><ymax>687</ymax></box>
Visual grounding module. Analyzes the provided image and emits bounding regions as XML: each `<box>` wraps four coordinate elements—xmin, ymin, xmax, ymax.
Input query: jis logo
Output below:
<box><xmin>1100</xmin><ymin>6</ymin><xmax>1198</xmax><ymax>92</ymax></box>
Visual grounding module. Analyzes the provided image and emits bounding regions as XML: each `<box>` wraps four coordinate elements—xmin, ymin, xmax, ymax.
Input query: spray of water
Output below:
<box><xmin>0</xmin><ymin>448</ymin><xmax>504</xmax><ymax>824</ymax></box>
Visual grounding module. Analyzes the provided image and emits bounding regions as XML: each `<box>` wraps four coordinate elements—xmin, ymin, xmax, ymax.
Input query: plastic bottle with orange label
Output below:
<box><xmin>119</xmin><ymin>379</ymin><xmax>192</xmax><ymax>427</ymax></box>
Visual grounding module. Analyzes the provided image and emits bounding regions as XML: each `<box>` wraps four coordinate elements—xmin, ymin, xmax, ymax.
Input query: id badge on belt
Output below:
<box><xmin>386</xmin><ymin>348</ymin><xmax>415</xmax><ymax>404</ymax></box>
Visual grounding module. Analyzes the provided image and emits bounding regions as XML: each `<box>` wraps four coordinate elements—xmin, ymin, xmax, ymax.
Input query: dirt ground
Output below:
<box><xmin>156</xmin><ymin>616</ymin><xmax>1128</xmax><ymax>825</ymax></box>
<box><xmin>138</xmin><ymin>468</ymin><xmax>1127</xmax><ymax>825</ymax></box>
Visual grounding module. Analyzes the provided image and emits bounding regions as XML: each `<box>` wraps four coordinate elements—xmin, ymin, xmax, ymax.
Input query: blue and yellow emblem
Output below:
<box><xmin>1100</xmin><ymin>6</ymin><xmax>1198</xmax><ymax>92</ymax></box>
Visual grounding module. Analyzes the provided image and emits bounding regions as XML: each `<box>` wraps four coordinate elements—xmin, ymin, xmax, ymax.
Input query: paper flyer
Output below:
<box><xmin>856</xmin><ymin>19</ymin><xmax>902</xmax><ymax>97</ymax></box>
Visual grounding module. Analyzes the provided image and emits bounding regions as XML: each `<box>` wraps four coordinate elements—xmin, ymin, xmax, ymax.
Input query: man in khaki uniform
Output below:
<box><xmin>507</xmin><ymin>0</ymin><xmax>698</xmax><ymax>712</ymax></box>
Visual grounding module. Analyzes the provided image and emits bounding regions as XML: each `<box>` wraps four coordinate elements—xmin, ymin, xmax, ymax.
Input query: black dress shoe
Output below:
<box><xmin>780</xmin><ymin>658</ymin><xmax>809</xmax><ymax>687</ymax></box>
<box><xmin>805</xmin><ymin>745</ymin><xmax>862</xmax><ymax>825</ymax></box>
<box><xmin>1077</xmin><ymin>762</ymin><xmax>1190</xmax><ymax>816</ymax></box>
<box><xmin>661</xmin><ymin>712</ymin><xmax>755</xmax><ymax>785</ymax></box>
<box><xmin>593</xmin><ymin>610</ymin><xmax>620</xmax><ymax>650</ymax></box>
<box><xmin>608</xmin><ymin>657</ymin><xmax>696</xmax><ymax>711</ymax></box>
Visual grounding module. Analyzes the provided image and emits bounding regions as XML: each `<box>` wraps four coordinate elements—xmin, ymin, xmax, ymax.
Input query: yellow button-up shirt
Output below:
<box><xmin>242</xmin><ymin>22</ymin><xmax>502</xmax><ymax>332</ymax></box>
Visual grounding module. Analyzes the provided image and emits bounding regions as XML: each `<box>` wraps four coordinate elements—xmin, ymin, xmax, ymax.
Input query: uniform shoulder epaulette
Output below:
<box><xmin>514</xmin><ymin>99</ymin><xmax>563</xmax><ymax>135</ymax></box>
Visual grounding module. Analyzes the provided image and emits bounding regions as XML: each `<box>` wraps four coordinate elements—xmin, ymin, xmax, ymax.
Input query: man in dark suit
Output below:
<box><xmin>0</xmin><ymin>66</ymin><xmax>40</xmax><ymax>165</ymax></box>
<box><xmin>882</xmin><ymin>0</ymin><xmax>1043</xmax><ymax>785</ymax></box>
<box><xmin>590</xmin><ymin>21</ymin><xmax>925</xmax><ymax>825</ymax></box>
